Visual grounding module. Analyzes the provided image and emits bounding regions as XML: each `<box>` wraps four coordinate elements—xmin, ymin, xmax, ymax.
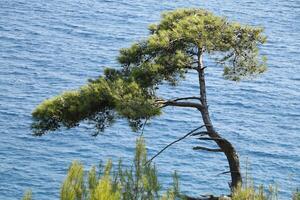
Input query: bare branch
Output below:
<box><xmin>190</xmin><ymin>131</ymin><xmax>209</xmax><ymax>136</ymax></box>
<box><xmin>198</xmin><ymin>137</ymin><xmax>225</xmax><ymax>141</ymax></box>
<box><xmin>145</xmin><ymin>125</ymin><xmax>205</xmax><ymax>165</ymax></box>
<box><xmin>155</xmin><ymin>99</ymin><xmax>203</xmax><ymax>110</ymax></box>
<box><xmin>172</xmin><ymin>97</ymin><xmax>201</xmax><ymax>102</ymax></box>
<box><xmin>216</xmin><ymin>171</ymin><xmax>240</xmax><ymax>176</ymax></box>
<box><xmin>217</xmin><ymin>171</ymin><xmax>231</xmax><ymax>176</ymax></box>
<box><xmin>186</xmin><ymin>66</ymin><xmax>199</xmax><ymax>71</ymax></box>
<box><xmin>139</xmin><ymin>118</ymin><xmax>148</xmax><ymax>136</ymax></box>
<box><xmin>183</xmin><ymin>65</ymin><xmax>198</xmax><ymax>71</ymax></box>
<box><xmin>193</xmin><ymin>146</ymin><xmax>223</xmax><ymax>152</ymax></box>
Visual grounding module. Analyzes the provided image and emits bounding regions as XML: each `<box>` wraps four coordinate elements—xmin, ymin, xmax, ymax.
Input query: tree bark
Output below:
<box><xmin>197</xmin><ymin>49</ymin><xmax>242</xmax><ymax>190</ymax></box>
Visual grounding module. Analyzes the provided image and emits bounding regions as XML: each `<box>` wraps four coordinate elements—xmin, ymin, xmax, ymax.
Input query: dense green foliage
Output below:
<box><xmin>32</xmin><ymin>77</ymin><xmax>160</xmax><ymax>135</ymax></box>
<box><xmin>59</xmin><ymin>137</ymin><xmax>182</xmax><ymax>200</ymax></box>
<box><xmin>232</xmin><ymin>184</ymin><xmax>278</xmax><ymax>200</ymax></box>
<box><xmin>32</xmin><ymin>8</ymin><xmax>266</xmax><ymax>135</ymax></box>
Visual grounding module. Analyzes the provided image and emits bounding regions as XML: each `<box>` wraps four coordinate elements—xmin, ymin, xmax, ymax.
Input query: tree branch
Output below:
<box><xmin>155</xmin><ymin>99</ymin><xmax>203</xmax><ymax>110</ymax></box>
<box><xmin>172</xmin><ymin>96</ymin><xmax>201</xmax><ymax>101</ymax></box>
<box><xmin>190</xmin><ymin>131</ymin><xmax>209</xmax><ymax>136</ymax></box>
<box><xmin>198</xmin><ymin>137</ymin><xmax>225</xmax><ymax>141</ymax></box>
<box><xmin>145</xmin><ymin>125</ymin><xmax>205</xmax><ymax>165</ymax></box>
<box><xmin>139</xmin><ymin>118</ymin><xmax>148</xmax><ymax>136</ymax></box>
<box><xmin>193</xmin><ymin>146</ymin><xmax>223</xmax><ymax>152</ymax></box>
<box><xmin>183</xmin><ymin>64</ymin><xmax>198</xmax><ymax>71</ymax></box>
<box><xmin>216</xmin><ymin>171</ymin><xmax>240</xmax><ymax>176</ymax></box>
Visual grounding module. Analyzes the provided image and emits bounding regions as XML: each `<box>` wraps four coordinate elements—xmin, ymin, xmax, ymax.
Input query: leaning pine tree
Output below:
<box><xmin>32</xmin><ymin>9</ymin><xmax>267</xmax><ymax>192</ymax></box>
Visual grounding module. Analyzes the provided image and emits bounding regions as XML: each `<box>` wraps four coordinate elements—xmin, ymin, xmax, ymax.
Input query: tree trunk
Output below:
<box><xmin>197</xmin><ymin>50</ymin><xmax>242</xmax><ymax>190</ymax></box>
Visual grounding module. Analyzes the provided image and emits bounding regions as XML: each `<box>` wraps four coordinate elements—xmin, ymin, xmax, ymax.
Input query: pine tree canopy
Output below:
<box><xmin>32</xmin><ymin>9</ymin><xmax>267</xmax><ymax>136</ymax></box>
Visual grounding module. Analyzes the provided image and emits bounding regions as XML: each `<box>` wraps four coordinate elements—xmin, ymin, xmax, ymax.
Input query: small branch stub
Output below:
<box><xmin>193</xmin><ymin>146</ymin><xmax>223</xmax><ymax>152</ymax></box>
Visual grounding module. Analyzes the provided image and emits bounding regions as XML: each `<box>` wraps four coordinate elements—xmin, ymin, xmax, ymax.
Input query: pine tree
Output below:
<box><xmin>32</xmin><ymin>8</ymin><xmax>267</xmax><ymax>191</ymax></box>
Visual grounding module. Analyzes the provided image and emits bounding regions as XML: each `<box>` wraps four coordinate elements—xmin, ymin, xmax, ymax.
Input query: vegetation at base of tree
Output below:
<box><xmin>22</xmin><ymin>137</ymin><xmax>298</xmax><ymax>200</ymax></box>
<box><xmin>232</xmin><ymin>183</ymin><xmax>278</xmax><ymax>200</ymax></box>
<box><xmin>31</xmin><ymin>8</ymin><xmax>268</xmax><ymax>191</ymax></box>
<box><xmin>59</xmin><ymin>137</ymin><xmax>184</xmax><ymax>200</ymax></box>
<box><xmin>293</xmin><ymin>190</ymin><xmax>300</xmax><ymax>200</ymax></box>
<box><xmin>22</xmin><ymin>190</ymin><xmax>32</xmax><ymax>200</ymax></box>
<box><xmin>23</xmin><ymin>137</ymin><xmax>183</xmax><ymax>200</ymax></box>
<box><xmin>22</xmin><ymin>137</ymin><xmax>183</xmax><ymax>200</ymax></box>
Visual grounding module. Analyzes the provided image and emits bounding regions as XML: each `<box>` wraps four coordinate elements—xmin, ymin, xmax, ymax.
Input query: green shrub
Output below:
<box><xmin>232</xmin><ymin>183</ymin><xmax>278</xmax><ymax>200</ymax></box>
<box><xmin>22</xmin><ymin>137</ymin><xmax>298</xmax><ymax>200</ymax></box>
<box><xmin>60</xmin><ymin>160</ymin><xmax>85</xmax><ymax>200</ymax></box>
<box><xmin>22</xmin><ymin>190</ymin><xmax>32</xmax><ymax>200</ymax></box>
<box><xmin>60</xmin><ymin>137</ymin><xmax>184</xmax><ymax>200</ymax></box>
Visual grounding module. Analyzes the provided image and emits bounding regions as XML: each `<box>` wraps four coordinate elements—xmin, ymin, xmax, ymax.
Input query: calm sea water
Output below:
<box><xmin>0</xmin><ymin>0</ymin><xmax>299</xmax><ymax>199</ymax></box>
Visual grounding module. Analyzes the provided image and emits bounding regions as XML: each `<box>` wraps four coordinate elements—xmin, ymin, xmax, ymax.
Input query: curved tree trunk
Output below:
<box><xmin>199</xmin><ymin>105</ymin><xmax>242</xmax><ymax>190</ymax></box>
<box><xmin>197</xmin><ymin>49</ymin><xmax>242</xmax><ymax>190</ymax></box>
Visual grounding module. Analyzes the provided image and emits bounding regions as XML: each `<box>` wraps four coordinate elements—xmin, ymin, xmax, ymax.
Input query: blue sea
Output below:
<box><xmin>0</xmin><ymin>0</ymin><xmax>299</xmax><ymax>199</ymax></box>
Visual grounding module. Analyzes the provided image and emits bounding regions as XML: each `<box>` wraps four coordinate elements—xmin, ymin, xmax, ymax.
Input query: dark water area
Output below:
<box><xmin>0</xmin><ymin>0</ymin><xmax>299</xmax><ymax>199</ymax></box>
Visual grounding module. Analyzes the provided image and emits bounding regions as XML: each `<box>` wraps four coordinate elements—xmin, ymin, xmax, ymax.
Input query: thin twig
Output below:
<box><xmin>140</xmin><ymin>118</ymin><xmax>148</xmax><ymax>136</ymax></box>
<box><xmin>216</xmin><ymin>171</ymin><xmax>240</xmax><ymax>176</ymax></box>
<box><xmin>145</xmin><ymin>125</ymin><xmax>205</xmax><ymax>165</ymax></box>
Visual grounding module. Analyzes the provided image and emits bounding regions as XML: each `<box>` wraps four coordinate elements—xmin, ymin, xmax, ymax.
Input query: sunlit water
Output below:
<box><xmin>0</xmin><ymin>0</ymin><xmax>299</xmax><ymax>199</ymax></box>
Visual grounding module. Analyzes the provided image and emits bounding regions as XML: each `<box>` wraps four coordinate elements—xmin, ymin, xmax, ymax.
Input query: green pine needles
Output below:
<box><xmin>232</xmin><ymin>184</ymin><xmax>278</xmax><ymax>200</ymax></box>
<box><xmin>22</xmin><ymin>190</ymin><xmax>32</xmax><ymax>200</ymax></box>
<box><xmin>31</xmin><ymin>8</ymin><xmax>267</xmax><ymax>136</ymax></box>
<box><xmin>60</xmin><ymin>137</ymin><xmax>183</xmax><ymax>200</ymax></box>
<box><xmin>23</xmin><ymin>137</ymin><xmax>299</xmax><ymax>200</ymax></box>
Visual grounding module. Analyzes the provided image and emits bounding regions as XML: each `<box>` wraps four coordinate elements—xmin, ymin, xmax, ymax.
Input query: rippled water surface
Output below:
<box><xmin>1</xmin><ymin>0</ymin><xmax>299</xmax><ymax>199</ymax></box>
